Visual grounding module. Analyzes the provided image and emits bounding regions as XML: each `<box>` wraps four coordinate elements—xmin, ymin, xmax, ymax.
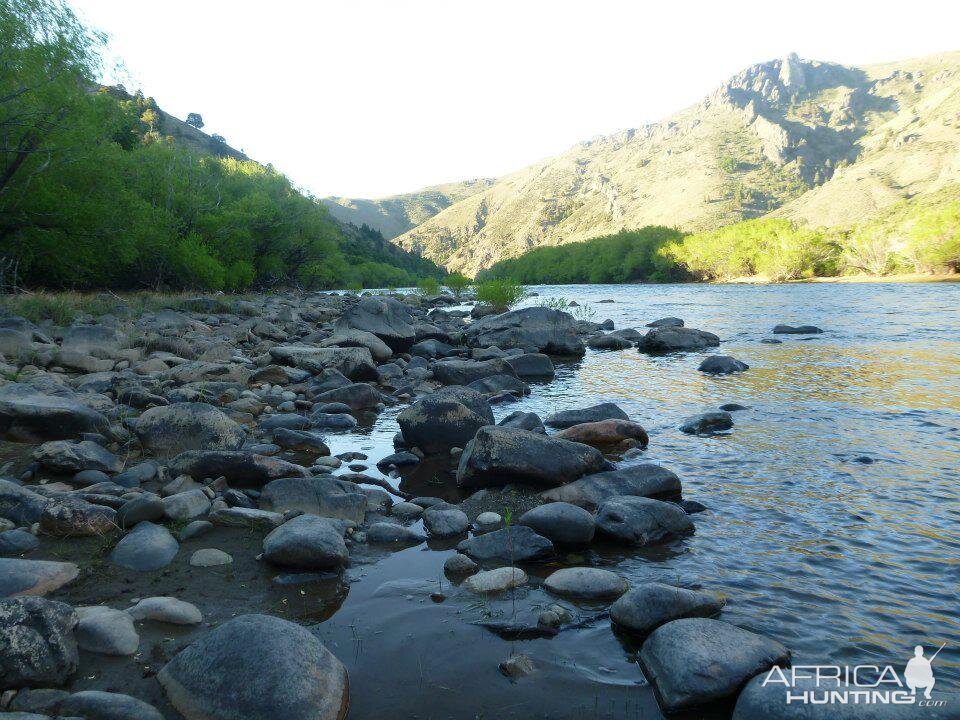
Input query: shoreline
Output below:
<box><xmin>720</xmin><ymin>272</ymin><xmax>960</xmax><ymax>285</ymax></box>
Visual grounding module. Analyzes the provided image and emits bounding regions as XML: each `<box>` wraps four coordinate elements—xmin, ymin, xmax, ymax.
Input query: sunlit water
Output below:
<box><xmin>314</xmin><ymin>282</ymin><xmax>960</xmax><ymax>718</ymax></box>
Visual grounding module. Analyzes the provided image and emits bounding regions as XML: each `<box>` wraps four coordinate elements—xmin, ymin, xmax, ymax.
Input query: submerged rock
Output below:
<box><xmin>595</xmin><ymin>496</ymin><xmax>694</xmax><ymax>546</ymax></box>
<box><xmin>698</xmin><ymin>355</ymin><xmax>749</xmax><ymax>374</ymax></box>
<box><xmin>456</xmin><ymin>526</ymin><xmax>554</xmax><ymax>563</ymax></box>
<box><xmin>610</xmin><ymin>582</ymin><xmax>725</xmax><ymax>635</ymax></box>
<box><xmin>772</xmin><ymin>324</ymin><xmax>822</xmax><ymax>334</ymax></box>
<box><xmin>555</xmin><ymin>419</ymin><xmax>649</xmax><ymax>448</ymax></box>
<box><xmin>544</xmin><ymin>402</ymin><xmax>629</xmax><ymax>429</ymax></box>
<box><xmin>540</xmin><ymin>463</ymin><xmax>682</xmax><ymax>510</ymax></box>
<box><xmin>680</xmin><ymin>411</ymin><xmax>734</xmax><ymax>434</ymax></box>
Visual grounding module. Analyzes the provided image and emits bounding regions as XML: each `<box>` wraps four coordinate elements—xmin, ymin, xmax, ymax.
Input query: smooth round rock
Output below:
<box><xmin>519</xmin><ymin>503</ymin><xmax>595</xmax><ymax>546</ymax></box>
<box><xmin>464</xmin><ymin>567</ymin><xmax>527</xmax><ymax>594</ymax></box>
<box><xmin>110</xmin><ymin>522</ymin><xmax>179</xmax><ymax>572</ymax></box>
<box><xmin>127</xmin><ymin>597</ymin><xmax>203</xmax><ymax>625</ymax></box>
<box><xmin>543</xmin><ymin>567</ymin><xmax>628</xmax><ymax>601</ymax></box>
<box><xmin>75</xmin><ymin>606</ymin><xmax>140</xmax><ymax>656</ymax></box>
<box><xmin>189</xmin><ymin>548</ymin><xmax>233</xmax><ymax>568</ymax></box>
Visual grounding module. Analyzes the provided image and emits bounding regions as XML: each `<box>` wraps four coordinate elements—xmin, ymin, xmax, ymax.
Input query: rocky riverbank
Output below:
<box><xmin>1</xmin><ymin>291</ymin><xmax>951</xmax><ymax>720</ymax></box>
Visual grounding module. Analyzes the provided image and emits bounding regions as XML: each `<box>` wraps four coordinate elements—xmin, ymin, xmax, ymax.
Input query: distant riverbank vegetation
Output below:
<box><xmin>0</xmin><ymin>0</ymin><xmax>442</xmax><ymax>293</ymax></box>
<box><xmin>479</xmin><ymin>190</ymin><xmax>960</xmax><ymax>284</ymax></box>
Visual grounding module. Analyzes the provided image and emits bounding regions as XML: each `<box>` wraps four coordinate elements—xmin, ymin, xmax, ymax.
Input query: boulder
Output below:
<box><xmin>0</xmin><ymin>559</ymin><xmax>79</xmax><ymax>597</ymax></box>
<box><xmin>518</xmin><ymin>502</ymin><xmax>595</xmax><ymax>546</ymax></box>
<box><xmin>132</xmin><ymin>403</ymin><xmax>245</xmax><ymax>455</ymax></box>
<box><xmin>639</xmin><ymin>618</ymin><xmax>789</xmax><ymax>713</ymax></box>
<box><xmin>595</xmin><ymin>496</ymin><xmax>694</xmax><ymax>546</ymax></box>
<box><xmin>422</xmin><ymin>504</ymin><xmax>470</xmax><ymax>538</ymax></box>
<box><xmin>209</xmin><ymin>507</ymin><xmax>284</xmax><ymax>531</ymax></box>
<box><xmin>115</xmin><ymin>495</ymin><xmax>165</xmax><ymax>529</ymax></box>
<box><xmin>543</xmin><ymin>567</ymin><xmax>628</xmax><ymax>601</ymax></box>
<box><xmin>158</xmin><ymin>614</ymin><xmax>349</xmax><ymax>720</ymax></box>
<box><xmin>498</xmin><ymin>410</ymin><xmax>545</xmax><ymax>434</ymax></box>
<box><xmin>456</xmin><ymin>426</ymin><xmax>609</xmax><ymax>489</ymax></box>
<box><xmin>772</xmin><ymin>324</ymin><xmax>822</xmax><ymax>334</ymax></box>
<box><xmin>636</xmin><ymin>326</ymin><xmax>720</xmax><ymax>353</ymax></box>
<box><xmin>366</xmin><ymin>522</ymin><xmax>426</xmax><ymax>546</ymax></box>
<box><xmin>58</xmin><ymin>690</ymin><xmax>164</xmax><ymax>720</ymax></box>
<box><xmin>465</xmin><ymin>307</ymin><xmax>585</xmax><ymax>355</ymax></box>
<box><xmin>162</xmin><ymin>489</ymin><xmax>211</xmax><ymax>521</ymax></box>
<box><xmin>33</xmin><ymin>440</ymin><xmax>121</xmax><ymax>474</ymax></box>
<box><xmin>398</xmin><ymin>386</ymin><xmax>493</xmax><ymax>455</ymax></box>
<box><xmin>319</xmin><ymin>328</ymin><xmax>393</xmax><ymax>362</ymax></box>
<box><xmin>504</xmin><ymin>353</ymin><xmax>555</xmax><ymax>378</ymax></box>
<box><xmin>0</xmin><ymin>383</ymin><xmax>109</xmax><ymax>442</ymax></box>
<box><xmin>0</xmin><ymin>528</ymin><xmax>40</xmax><ymax>555</ymax></box>
<box><xmin>587</xmin><ymin>334</ymin><xmax>633</xmax><ymax>350</ymax></box>
<box><xmin>262</xmin><ymin>515</ymin><xmax>348</xmax><ymax>570</ymax></box>
<box><xmin>610</xmin><ymin>583</ymin><xmax>725</xmax><ymax>635</ymax></box>
<box><xmin>646</xmin><ymin>317</ymin><xmax>684</xmax><ymax>328</ymax></box>
<box><xmin>190</xmin><ymin>548</ymin><xmax>232</xmax><ymax>567</ymax></box>
<box><xmin>467</xmin><ymin>373</ymin><xmax>530</xmax><ymax>397</ymax></box>
<box><xmin>0</xmin><ymin>597</ymin><xmax>78</xmax><ymax>689</ymax></box>
<box><xmin>680</xmin><ymin>411</ymin><xmax>733</xmax><ymax>434</ymax></box>
<box><xmin>169</xmin><ymin>451</ymin><xmax>309</xmax><ymax>488</ymax></box>
<box><xmin>259</xmin><ymin>476</ymin><xmax>367</xmax><ymax>524</ymax></box>
<box><xmin>456</xmin><ymin>526</ymin><xmax>554</xmax><ymax>563</ymax></box>
<box><xmin>443</xmin><ymin>553</ymin><xmax>477</xmax><ymax>575</ymax></box>
<box><xmin>311</xmin><ymin>412</ymin><xmax>358</xmax><ymax>429</ymax></box>
<box><xmin>290</xmin><ymin>347</ymin><xmax>377</xmax><ymax>381</ymax></box>
<box><xmin>698</xmin><ymin>356</ymin><xmax>749</xmax><ymax>374</ymax></box>
<box><xmin>127</xmin><ymin>596</ymin><xmax>203</xmax><ymax>625</ymax></box>
<box><xmin>544</xmin><ymin>402</ymin><xmax>629</xmax><ymax>429</ymax></box>
<box><xmin>555</xmin><ymin>419</ymin><xmax>648</xmax><ymax>448</ymax></box>
<box><xmin>39</xmin><ymin>498</ymin><xmax>116</xmax><ymax>537</ymax></box>
<box><xmin>409</xmin><ymin>338</ymin><xmax>457</xmax><ymax>359</ymax></box>
<box><xmin>74</xmin><ymin>606</ymin><xmax>139</xmax><ymax>656</ymax></box>
<box><xmin>272</xmin><ymin>428</ymin><xmax>330</xmax><ymax>457</ymax></box>
<box><xmin>110</xmin><ymin>522</ymin><xmax>178</xmax><ymax>571</ymax></box>
<box><xmin>464</xmin><ymin>567</ymin><xmax>527</xmax><ymax>594</ymax></box>
<box><xmin>313</xmin><ymin>383</ymin><xmax>381</xmax><ymax>410</ymax></box>
<box><xmin>336</xmin><ymin>296</ymin><xmax>416</xmax><ymax>351</ymax></box>
<box><xmin>432</xmin><ymin>358</ymin><xmax>517</xmax><ymax>386</ymax></box>
<box><xmin>0</xmin><ymin>479</ymin><xmax>50</xmax><ymax>525</ymax></box>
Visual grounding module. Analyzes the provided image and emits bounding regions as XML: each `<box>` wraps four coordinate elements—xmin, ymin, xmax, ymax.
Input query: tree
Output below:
<box><xmin>211</xmin><ymin>133</ymin><xmax>226</xmax><ymax>143</ymax></box>
<box><xmin>140</xmin><ymin>108</ymin><xmax>158</xmax><ymax>132</ymax></box>
<box><xmin>185</xmin><ymin>112</ymin><xmax>204</xmax><ymax>129</ymax></box>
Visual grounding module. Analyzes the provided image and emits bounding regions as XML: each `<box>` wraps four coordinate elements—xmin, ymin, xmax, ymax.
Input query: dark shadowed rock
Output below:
<box><xmin>639</xmin><ymin>618</ymin><xmax>789</xmax><ymax>713</ymax></box>
<box><xmin>773</xmin><ymin>324</ymin><xmax>823</xmax><ymax>334</ymax></box>
<box><xmin>259</xmin><ymin>477</ymin><xmax>366</xmax><ymax>524</ymax></box>
<box><xmin>0</xmin><ymin>383</ymin><xmax>110</xmax><ymax>442</ymax></box>
<box><xmin>544</xmin><ymin>402</ymin><xmax>629</xmax><ymax>429</ymax></box>
<box><xmin>0</xmin><ymin>597</ymin><xmax>78</xmax><ymax>689</ymax></box>
<box><xmin>504</xmin><ymin>353</ymin><xmax>556</xmax><ymax>378</ymax></box>
<box><xmin>272</xmin><ymin>428</ymin><xmax>331</xmax><ymax>457</ymax></box>
<box><xmin>540</xmin><ymin>462</ymin><xmax>681</xmax><ymax>511</ymax></box>
<box><xmin>366</xmin><ymin>522</ymin><xmax>426</xmax><ymax>546</ymax></box>
<box><xmin>33</xmin><ymin>440</ymin><xmax>121</xmax><ymax>474</ymax></box>
<box><xmin>422</xmin><ymin>504</ymin><xmax>470</xmax><ymax>538</ymax></box>
<box><xmin>40</xmin><ymin>498</ymin><xmax>116</xmax><ymax>537</ymax></box>
<box><xmin>680</xmin><ymin>411</ymin><xmax>733</xmax><ymax>434</ymax></box>
<box><xmin>158</xmin><ymin>614</ymin><xmax>348</xmax><ymax>720</ymax></box>
<box><xmin>320</xmin><ymin>328</ymin><xmax>393</xmax><ymax>362</ymax></box>
<box><xmin>432</xmin><ymin>358</ymin><xmax>518</xmax><ymax>386</ymax></box>
<box><xmin>646</xmin><ymin>317</ymin><xmax>684</xmax><ymax>328</ymax></box>
<box><xmin>398</xmin><ymin>387</ymin><xmax>493</xmax><ymax>455</ymax></box>
<box><xmin>313</xmin><ymin>383</ymin><xmax>381</xmax><ymax>410</ymax></box>
<box><xmin>611</xmin><ymin>582</ymin><xmax>725</xmax><ymax>634</ymax></box>
<box><xmin>467</xmin><ymin>374</ymin><xmax>530</xmax><ymax>397</ymax></box>
<box><xmin>636</xmin><ymin>326</ymin><xmax>720</xmax><ymax>353</ymax></box>
<box><xmin>410</xmin><ymin>338</ymin><xmax>457</xmax><ymax>359</ymax></box>
<box><xmin>518</xmin><ymin>502</ymin><xmax>595</xmax><ymax>546</ymax></box>
<box><xmin>110</xmin><ymin>522</ymin><xmax>178</xmax><ymax>571</ymax></box>
<box><xmin>595</xmin><ymin>496</ymin><xmax>694</xmax><ymax>546</ymax></box>
<box><xmin>587</xmin><ymin>334</ymin><xmax>633</xmax><ymax>350</ymax></box>
<box><xmin>0</xmin><ymin>558</ymin><xmax>79</xmax><ymax>597</ymax></box>
<box><xmin>498</xmin><ymin>411</ymin><xmax>545</xmax><ymax>434</ymax></box>
<box><xmin>336</xmin><ymin>296</ymin><xmax>416</xmax><ymax>351</ymax></box>
<box><xmin>456</xmin><ymin>526</ymin><xmax>554</xmax><ymax>563</ymax></box>
<box><xmin>698</xmin><ymin>356</ymin><xmax>749</xmax><ymax>374</ymax></box>
<box><xmin>169</xmin><ymin>451</ymin><xmax>309</xmax><ymax>488</ymax></box>
<box><xmin>133</xmin><ymin>403</ymin><xmax>245</xmax><ymax>455</ymax></box>
<box><xmin>59</xmin><ymin>690</ymin><xmax>164</xmax><ymax>720</ymax></box>
<box><xmin>0</xmin><ymin>528</ymin><xmax>39</xmax><ymax>555</ymax></box>
<box><xmin>456</xmin><ymin>426</ymin><xmax>609</xmax><ymax>489</ymax></box>
<box><xmin>0</xmin><ymin>479</ymin><xmax>50</xmax><ymax>524</ymax></box>
<box><xmin>465</xmin><ymin>307</ymin><xmax>585</xmax><ymax>355</ymax></box>
<box><xmin>262</xmin><ymin>515</ymin><xmax>348</xmax><ymax>570</ymax></box>
<box><xmin>555</xmin><ymin>419</ymin><xmax>648</xmax><ymax>448</ymax></box>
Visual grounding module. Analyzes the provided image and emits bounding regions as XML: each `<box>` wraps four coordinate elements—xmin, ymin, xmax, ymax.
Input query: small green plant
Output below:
<box><xmin>416</xmin><ymin>276</ymin><xmax>441</xmax><ymax>296</ymax></box>
<box><xmin>538</xmin><ymin>296</ymin><xmax>568</xmax><ymax>311</ymax></box>
<box><xmin>346</xmin><ymin>280</ymin><xmax>363</xmax><ymax>294</ymax></box>
<box><xmin>476</xmin><ymin>279</ymin><xmax>525</xmax><ymax>312</ymax></box>
<box><xmin>444</xmin><ymin>272</ymin><xmax>471</xmax><ymax>299</ymax></box>
<box><xmin>572</xmin><ymin>303</ymin><xmax>597</xmax><ymax>322</ymax></box>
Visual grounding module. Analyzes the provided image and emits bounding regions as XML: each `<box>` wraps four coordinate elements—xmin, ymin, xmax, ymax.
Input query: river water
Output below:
<box><xmin>312</xmin><ymin>282</ymin><xmax>960</xmax><ymax>719</ymax></box>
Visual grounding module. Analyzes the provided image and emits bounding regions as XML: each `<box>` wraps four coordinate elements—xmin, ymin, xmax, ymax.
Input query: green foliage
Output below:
<box><xmin>444</xmin><ymin>272</ymin><xmax>471</xmax><ymax>298</ymax></box>
<box><xmin>476</xmin><ymin>279</ymin><xmax>525</xmax><ymax>311</ymax></box>
<box><xmin>416</xmin><ymin>276</ymin><xmax>440</xmax><ymax>296</ymax></box>
<box><xmin>908</xmin><ymin>201</ymin><xmax>960</xmax><ymax>272</ymax></box>
<box><xmin>479</xmin><ymin>227</ymin><xmax>686</xmax><ymax>284</ymax></box>
<box><xmin>718</xmin><ymin>155</ymin><xmax>739</xmax><ymax>173</ymax></box>
<box><xmin>538</xmin><ymin>297</ymin><xmax>569</xmax><ymax>311</ymax></box>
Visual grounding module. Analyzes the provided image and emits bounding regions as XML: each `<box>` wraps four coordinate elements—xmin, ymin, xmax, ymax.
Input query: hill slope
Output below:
<box><xmin>389</xmin><ymin>51</ymin><xmax>960</xmax><ymax>276</ymax></box>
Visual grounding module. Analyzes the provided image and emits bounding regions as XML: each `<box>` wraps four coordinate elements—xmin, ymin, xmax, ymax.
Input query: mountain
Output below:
<box><xmin>385</xmin><ymin>51</ymin><xmax>960</xmax><ymax>276</ymax></box>
<box><xmin>322</xmin><ymin>179</ymin><xmax>495</xmax><ymax>239</ymax></box>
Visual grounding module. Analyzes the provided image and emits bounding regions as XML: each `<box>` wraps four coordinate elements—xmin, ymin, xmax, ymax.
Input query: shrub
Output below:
<box><xmin>416</xmin><ymin>276</ymin><xmax>440</xmax><ymax>296</ymax></box>
<box><xmin>476</xmin><ymin>279</ymin><xmax>525</xmax><ymax>311</ymax></box>
<box><xmin>444</xmin><ymin>272</ymin><xmax>471</xmax><ymax>298</ymax></box>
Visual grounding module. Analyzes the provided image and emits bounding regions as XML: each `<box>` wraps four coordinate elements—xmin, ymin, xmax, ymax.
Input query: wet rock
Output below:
<box><xmin>336</xmin><ymin>295</ymin><xmax>416</xmax><ymax>351</ymax></box>
<box><xmin>544</xmin><ymin>567</ymin><xmax>628</xmax><ymax>601</ymax></box>
<box><xmin>272</xmin><ymin>428</ymin><xmax>331</xmax><ymax>457</ymax></box>
<box><xmin>376</xmin><ymin>451</ymin><xmax>420</xmax><ymax>469</ymax></box>
<box><xmin>610</xmin><ymin>582</ymin><xmax>725</xmax><ymax>635</ymax></box>
<box><xmin>646</xmin><ymin>317</ymin><xmax>684</xmax><ymax>328</ymax></box>
<box><xmin>698</xmin><ymin>355</ymin><xmax>749</xmax><ymax>374</ymax></box>
<box><xmin>772</xmin><ymin>324</ymin><xmax>822</xmax><ymax>334</ymax></box>
<box><xmin>432</xmin><ymin>358</ymin><xmax>518</xmax><ymax>386</ymax></box>
<box><xmin>499</xmin><ymin>653</ymin><xmax>535</xmax><ymax>679</ymax></box>
<box><xmin>272</xmin><ymin>346</ymin><xmax>377</xmax><ymax>381</ymax></box>
<box><xmin>0</xmin><ymin>558</ymin><xmax>79</xmax><ymax>597</ymax></box>
<box><xmin>0</xmin><ymin>479</ymin><xmax>49</xmax><ymax>525</ymax></box>
<box><xmin>410</xmin><ymin>338</ymin><xmax>457</xmax><ymax>359</ymax></box>
<box><xmin>587</xmin><ymin>334</ymin><xmax>633</xmax><ymax>350</ymax></box>
<box><xmin>719</xmin><ymin>403</ymin><xmax>748</xmax><ymax>411</ymax></box>
<box><xmin>366</xmin><ymin>522</ymin><xmax>426</xmax><ymax>546</ymax></box>
<box><xmin>75</xmin><ymin>606</ymin><xmax>139</xmax><ymax>656</ymax></box>
<box><xmin>398</xmin><ymin>387</ymin><xmax>493</xmax><ymax>455</ymax></box>
<box><xmin>110</xmin><ymin>522</ymin><xmax>178</xmax><ymax>572</ymax></box>
<box><xmin>422</xmin><ymin>504</ymin><xmax>470</xmax><ymax>538</ymax></box>
<box><xmin>311</xmin><ymin>412</ymin><xmax>358</xmax><ymax>429</ymax></box>
<box><xmin>680</xmin><ymin>411</ymin><xmax>733</xmax><ymax>434</ymax></box>
<box><xmin>465</xmin><ymin>307</ymin><xmax>585</xmax><ymax>355</ymax></box>
<box><xmin>464</xmin><ymin>567</ymin><xmax>527</xmax><ymax>594</ymax></box>
<box><xmin>169</xmin><ymin>451</ymin><xmax>309</xmax><ymax>488</ymax></box>
<box><xmin>595</xmin><ymin>496</ymin><xmax>694</xmax><ymax>546</ymax></box>
<box><xmin>162</xmin><ymin>489</ymin><xmax>211</xmax><ymax>521</ymax></box>
<box><xmin>543</xmin><ymin>402</ymin><xmax>629</xmax><ymax>429</ymax></box>
<box><xmin>504</xmin><ymin>353</ymin><xmax>556</xmax><ymax>378</ymax></box>
<box><xmin>475</xmin><ymin>511</ymin><xmax>502</xmax><ymax>531</ymax></box>
<box><xmin>555</xmin><ymin>419</ymin><xmax>649</xmax><ymax>448</ymax></box>
<box><xmin>639</xmin><ymin>618</ymin><xmax>790</xmax><ymax>713</ymax></box>
<box><xmin>127</xmin><ymin>596</ymin><xmax>203</xmax><ymax>625</ymax></box>
<box><xmin>33</xmin><ymin>440</ymin><xmax>121</xmax><ymax>474</ymax></box>
<box><xmin>312</xmin><ymin>383</ymin><xmax>381</xmax><ymax>410</ymax></box>
<box><xmin>457</xmin><ymin>526</ymin><xmax>554</xmax><ymax>563</ymax></box>
<box><xmin>390</xmin><ymin>501</ymin><xmax>424</xmax><ymax>520</ymax></box>
<box><xmin>0</xmin><ymin>597</ymin><xmax>78</xmax><ymax>689</ymax></box>
<box><xmin>467</xmin><ymin>373</ymin><xmax>530</xmax><ymax>397</ymax></box>
<box><xmin>39</xmin><ymin>498</ymin><xmax>116</xmax><ymax>537</ymax></box>
<box><xmin>132</xmin><ymin>403</ymin><xmax>245</xmax><ymax>455</ymax></box>
<box><xmin>58</xmin><ymin>690</ymin><xmax>163</xmax><ymax>720</ymax></box>
<box><xmin>189</xmin><ymin>548</ymin><xmax>233</xmax><ymax>567</ymax></box>
<box><xmin>0</xmin><ymin>383</ymin><xmax>109</xmax><ymax>442</ymax></box>
<box><xmin>636</xmin><ymin>326</ymin><xmax>720</xmax><ymax>353</ymax></box>
<box><xmin>518</xmin><ymin>502</ymin><xmax>595</xmax><ymax>546</ymax></box>
<box><xmin>262</xmin><ymin>515</ymin><xmax>348</xmax><ymax>570</ymax></box>
<box><xmin>259</xmin><ymin>477</ymin><xmax>366</xmax><ymax>524</ymax></box>
<box><xmin>443</xmin><ymin>553</ymin><xmax>478</xmax><ymax>576</ymax></box>
<box><xmin>319</xmin><ymin>328</ymin><xmax>393</xmax><ymax>362</ymax></box>
<box><xmin>0</xmin><ymin>528</ymin><xmax>39</xmax><ymax>555</ymax></box>
<box><xmin>456</xmin><ymin>426</ymin><xmax>609</xmax><ymax>489</ymax></box>
<box><xmin>498</xmin><ymin>410</ymin><xmax>545</xmax><ymax>434</ymax></box>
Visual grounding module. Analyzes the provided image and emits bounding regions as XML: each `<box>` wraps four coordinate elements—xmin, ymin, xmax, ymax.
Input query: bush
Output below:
<box><xmin>444</xmin><ymin>272</ymin><xmax>471</xmax><ymax>298</ymax></box>
<box><xmin>416</xmin><ymin>276</ymin><xmax>440</xmax><ymax>296</ymax></box>
<box><xmin>476</xmin><ymin>279</ymin><xmax>525</xmax><ymax>311</ymax></box>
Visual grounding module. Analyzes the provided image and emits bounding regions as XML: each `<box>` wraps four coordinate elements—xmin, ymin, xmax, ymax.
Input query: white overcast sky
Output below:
<box><xmin>70</xmin><ymin>0</ymin><xmax>960</xmax><ymax>199</ymax></box>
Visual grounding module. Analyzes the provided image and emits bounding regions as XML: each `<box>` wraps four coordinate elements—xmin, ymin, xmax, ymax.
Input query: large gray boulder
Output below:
<box><xmin>270</xmin><ymin>346</ymin><xmax>377</xmax><ymax>381</ymax></box>
<box><xmin>110</xmin><ymin>522</ymin><xmax>179</xmax><ymax>571</ymax></box>
<box><xmin>262</xmin><ymin>515</ymin><xmax>348</xmax><ymax>570</ymax></box>
<box><xmin>698</xmin><ymin>355</ymin><xmax>749</xmax><ymax>374</ymax></box>
<box><xmin>158</xmin><ymin>614</ymin><xmax>349</xmax><ymax>720</ymax></box>
<box><xmin>636</xmin><ymin>326</ymin><xmax>720</xmax><ymax>353</ymax></box>
<box><xmin>39</xmin><ymin>498</ymin><xmax>116</xmax><ymax>537</ymax></box>
<box><xmin>169</xmin><ymin>451</ymin><xmax>309</xmax><ymax>488</ymax></box>
<box><xmin>33</xmin><ymin>440</ymin><xmax>122</xmax><ymax>474</ymax></box>
<box><xmin>336</xmin><ymin>296</ymin><xmax>416</xmax><ymax>351</ymax></box>
<box><xmin>0</xmin><ymin>559</ymin><xmax>79</xmax><ymax>597</ymax></box>
<box><xmin>431</xmin><ymin>358</ymin><xmax>518</xmax><ymax>386</ymax></box>
<box><xmin>0</xmin><ymin>383</ymin><xmax>110</xmax><ymax>442</ymax></box>
<box><xmin>595</xmin><ymin>496</ymin><xmax>694</xmax><ymax>546</ymax></box>
<box><xmin>133</xmin><ymin>403</ymin><xmax>245</xmax><ymax>455</ymax></box>
<box><xmin>319</xmin><ymin>328</ymin><xmax>393</xmax><ymax>362</ymax></box>
<box><xmin>259</xmin><ymin>477</ymin><xmax>367</xmax><ymax>524</ymax></box>
<box><xmin>640</xmin><ymin>618</ymin><xmax>789</xmax><ymax>713</ymax></box>
<box><xmin>543</xmin><ymin>567</ymin><xmax>628</xmax><ymax>602</ymax></box>
<box><xmin>610</xmin><ymin>583</ymin><xmax>725</xmax><ymax>635</ymax></box>
<box><xmin>0</xmin><ymin>479</ymin><xmax>50</xmax><ymax>525</ymax></box>
<box><xmin>312</xmin><ymin>383</ymin><xmax>381</xmax><ymax>410</ymax></box>
<box><xmin>397</xmin><ymin>386</ymin><xmax>493</xmax><ymax>455</ymax></box>
<box><xmin>497</xmin><ymin>410</ymin><xmax>545</xmax><ymax>434</ymax></box>
<box><xmin>544</xmin><ymin>402</ymin><xmax>629</xmax><ymax>429</ymax></box>
<box><xmin>456</xmin><ymin>526</ymin><xmax>554</xmax><ymax>563</ymax></box>
<box><xmin>456</xmin><ymin>426</ymin><xmax>609</xmax><ymax>489</ymax></box>
<box><xmin>518</xmin><ymin>502</ymin><xmax>595</xmax><ymax>546</ymax></box>
<box><xmin>74</xmin><ymin>606</ymin><xmax>139</xmax><ymax>656</ymax></box>
<box><xmin>422</xmin><ymin>504</ymin><xmax>470</xmax><ymax>538</ymax></box>
<box><xmin>465</xmin><ymin>307</ymin><xmax>585</xmax><ymax>355</ymax></box>
<box><xmin>541</xmin><ymin>464</ymin><xmax>682</xmax><ymax>510</ymax></box>
<box><xmin>504</xmin><ymin>353</ymin><xmax>555</xmax><ymax>378</ymax></box>
<box><xmin>0</xmin><ymin>597</ymin><xmax>78</xmax><ymax>689</ymax></box>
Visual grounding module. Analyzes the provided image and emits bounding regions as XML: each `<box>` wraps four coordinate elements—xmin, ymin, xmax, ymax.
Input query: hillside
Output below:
<box><xmin>323</xmin><ymin>179</ymin><xmax>495</xmax><ymax>239</ymax></box>
<box><xmin>388</xmin><ymin>51</ymin><xmax>960</xmax><ymax>276</ymax></box>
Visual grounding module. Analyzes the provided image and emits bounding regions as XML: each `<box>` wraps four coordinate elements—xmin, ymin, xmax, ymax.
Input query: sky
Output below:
<box><xmin>69</xmin><ymin>0</ymin><xmax>960</xmax><ymax>199</ymax></box>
